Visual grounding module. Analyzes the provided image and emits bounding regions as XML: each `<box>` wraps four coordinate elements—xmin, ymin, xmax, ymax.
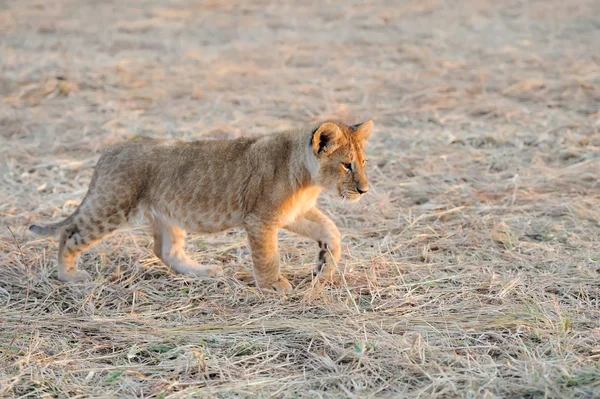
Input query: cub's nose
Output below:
<box><xmin>357</xmin><ymin>186</ymin><xmax>368</xmax><ymax>194</ymax></box>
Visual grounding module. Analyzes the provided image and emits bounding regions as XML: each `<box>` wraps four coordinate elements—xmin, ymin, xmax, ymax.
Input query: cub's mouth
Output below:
<box><xmin>340</xmin><ymin>190</ymin><xmax>364</xmax><ymax>203</ymax></box>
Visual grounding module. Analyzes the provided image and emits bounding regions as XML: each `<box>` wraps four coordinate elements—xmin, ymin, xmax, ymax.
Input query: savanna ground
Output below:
<box><xmin>1</xmin><ymin>0</ymin><xmax>599</xmax><ymax>397</ymax></box>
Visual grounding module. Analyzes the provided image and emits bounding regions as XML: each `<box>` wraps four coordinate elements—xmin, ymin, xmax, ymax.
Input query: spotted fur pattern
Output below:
<box><xmin>29</xmin><ymin>120</ymin><xmax>374</xmax><ymax>293</ymax></box>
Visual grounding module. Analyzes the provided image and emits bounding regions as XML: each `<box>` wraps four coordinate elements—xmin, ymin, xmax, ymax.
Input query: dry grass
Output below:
<box><xmin>1</xmin><ymin>0</ymin><xmax>600</xmax><ymax>397</ymax></box>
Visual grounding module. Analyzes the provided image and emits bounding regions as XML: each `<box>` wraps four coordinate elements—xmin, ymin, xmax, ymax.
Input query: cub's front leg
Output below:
<box><xmin>245</xmin><ymin>223</ymin><xmax>293</xmax><ymax>294</ymax></box>
<box><xmin>284</xmin><ymin>207</ymin><xmax>341</xmax><ymax>280</ymax></box>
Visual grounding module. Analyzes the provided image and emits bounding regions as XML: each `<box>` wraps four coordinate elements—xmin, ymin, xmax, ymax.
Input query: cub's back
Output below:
<box><xmin>90</xmin><ymin>137</ymin><xmax>260</xmax><ymax>220</ymax></box>
<box><xmin>94</xmin><ymin>137</ymin><xmax>257</xmax><ymax>186</ymax></box>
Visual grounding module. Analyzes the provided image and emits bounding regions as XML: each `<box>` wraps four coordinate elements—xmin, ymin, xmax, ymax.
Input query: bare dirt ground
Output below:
<box><xmin>1</xmin><ymin>0</ymin><xmax>600</xmax><ymax>397</ymax></box>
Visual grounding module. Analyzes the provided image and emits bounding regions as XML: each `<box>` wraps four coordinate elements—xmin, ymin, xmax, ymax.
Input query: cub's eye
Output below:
<box><xmin>342</xmin><ymin>163</ymin><xmax>352</xmax><ymax>172</ymax></box>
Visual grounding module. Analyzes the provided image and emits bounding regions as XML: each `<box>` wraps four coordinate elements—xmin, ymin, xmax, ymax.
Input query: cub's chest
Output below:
<box><xmin>278</xmin><ymin>186</ymin><xmax>322</xmax><ymax>227</ymax></box>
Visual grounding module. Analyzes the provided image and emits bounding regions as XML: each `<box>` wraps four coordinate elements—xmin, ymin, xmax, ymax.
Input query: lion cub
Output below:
<box><xmin>30</xmin><ymin>120</ymin><xmax>373</xmax><ymax>293</ymax></box>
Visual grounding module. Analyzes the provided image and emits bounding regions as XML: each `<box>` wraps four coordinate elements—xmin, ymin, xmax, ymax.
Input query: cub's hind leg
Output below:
<box><xmin>56</xmin><ymin>210</ymin><xmax>128</xmax><ymax>282</ymax></box>
<box><xmin>151</xmin><ymin>220</ymin><xmax>223</xmax><ymax>278</ymax></box>
<box><xmin>56</xmin><ymin>227</ymin><xmax>93</xmax><ymax>281</ymax></box>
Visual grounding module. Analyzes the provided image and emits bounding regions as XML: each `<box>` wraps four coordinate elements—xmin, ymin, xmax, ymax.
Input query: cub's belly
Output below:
<box><xmin>184</xmin><ymin>209</ymin><xmax>245</xmax><ymax>233</ymax></box>
<box><xmin>145</xmin><ymin>203</ymin><xmax>244</xmax><ymax>233</ymax></box>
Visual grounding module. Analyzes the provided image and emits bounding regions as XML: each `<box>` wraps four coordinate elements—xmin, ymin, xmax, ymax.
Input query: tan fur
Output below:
<box><xmin>29</xmin><ymin>120</ymin><xmax>374</xmax><ymax>293</ymax></box>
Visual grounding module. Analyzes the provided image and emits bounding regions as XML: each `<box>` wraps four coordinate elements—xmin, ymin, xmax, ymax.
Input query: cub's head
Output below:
<box><xmin>311</xmin><ymin>120</ymin><xmax>374</xmax><ymax>202</ymax></box>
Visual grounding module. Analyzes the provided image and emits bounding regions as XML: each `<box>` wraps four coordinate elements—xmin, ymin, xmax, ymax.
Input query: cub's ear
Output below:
<box><xmin>350</xmin><ymin>120</ymin><xmax>374</xmax><ymax>147</ymax></box>
<box><xmin>312</xmin><ymin>122</ymin><xmax>343</xmax><ymax>156</ymax></box>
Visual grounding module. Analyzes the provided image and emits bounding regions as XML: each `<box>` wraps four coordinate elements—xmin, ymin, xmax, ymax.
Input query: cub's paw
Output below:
<box><xmin>57</xmin><ymin>270</ymin><xmax>91</xmax><ymax>282</ymax></box>
<box><xmin>313</xmin><ymin>263</ymin><xmax>335</xmax><ymax>281</ymax></box>
<box><xmin>258</xmin><ymin>276</ymin><xmax>293</xmax><ymax>295</ymax></box>
<box><xmin>185</xmin><ymin>265</ymin><xmax>224</xmax><ymax>278</ymax></box>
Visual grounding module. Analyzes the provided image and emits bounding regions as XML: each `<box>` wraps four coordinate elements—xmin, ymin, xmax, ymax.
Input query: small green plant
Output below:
<box><xmin>106</xmin><ymin>371</ymin><xmax>123</xmax><ymax>383</ymax></box>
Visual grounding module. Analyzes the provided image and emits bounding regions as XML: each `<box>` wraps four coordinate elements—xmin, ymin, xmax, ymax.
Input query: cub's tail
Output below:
<box><xmin>29</xmin><ymin>218</ymin><xmax>71</xmax><ymax>236</ymax></box>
